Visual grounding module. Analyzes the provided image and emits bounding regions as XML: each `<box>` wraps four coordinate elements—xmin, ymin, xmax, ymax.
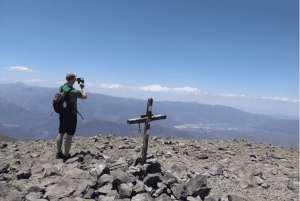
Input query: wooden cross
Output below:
<box><xmin>127</xmin><ymin>98</ymin><xmax>166</xmax><ymax>164</ymax></box>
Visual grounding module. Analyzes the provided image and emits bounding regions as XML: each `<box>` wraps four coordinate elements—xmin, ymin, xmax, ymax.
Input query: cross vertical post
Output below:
<box><xmin>141</xmin><ymin>98</ymin><xmax>152</xmax><ymax>164</ymax></box>
<box><xmin>127</xmin><ymin>98</ymin><xmax>166</xmax><ymax>165</ymax></box>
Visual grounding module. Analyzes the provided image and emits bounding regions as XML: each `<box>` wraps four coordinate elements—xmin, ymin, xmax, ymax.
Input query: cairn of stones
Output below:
<box><xmin>0</xmin><ymin>134</ymin><xmax>299</xmax><ymax>201</ymax></box>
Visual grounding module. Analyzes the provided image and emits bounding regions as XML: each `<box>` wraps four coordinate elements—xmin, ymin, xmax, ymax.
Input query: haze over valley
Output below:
<box><xmin>0</xmin><ymin>83</ymin><xmax>298</xmax><ymax>148</ymax></box>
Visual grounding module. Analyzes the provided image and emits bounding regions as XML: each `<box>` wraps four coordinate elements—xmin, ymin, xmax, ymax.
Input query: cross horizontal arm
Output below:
<box><xmin>127</xmin><ymin>115</ymin><xmax>167</xmax><ymax>125</ymax></box>
<box><xmin>127</xmin><ymin>117</ymin><xmax>147</xmax><ymax>125</ymax></box>
<box><xmin>151</xmin><ymin>115</ymin><xmax>167</xmax><ymax>121</ymax></box>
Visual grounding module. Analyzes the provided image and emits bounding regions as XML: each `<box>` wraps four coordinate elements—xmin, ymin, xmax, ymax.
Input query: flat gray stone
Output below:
<box><xmin>132</xmin><ymin>193</ymin><xmax>155</xmax><ymax>201</ymax></box>
<box><xmin>26</xmin><ymin>192</ymin><xmax>42</xmax><ymax>201</ymax></box>
<box><xmin>0</xmin><ymin>162</ymin><xmax>9</xmax><ymax>173</ymax></box>
<box><xmin>210</xmin><ymin>164</ymin><xmax>223</xmax><ymax>175</ymax></box>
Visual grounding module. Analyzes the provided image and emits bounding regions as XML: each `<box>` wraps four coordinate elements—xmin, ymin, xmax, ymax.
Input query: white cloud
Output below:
<box><xmin>139</xmin><ymin>85</ymin><xmax>171</xmax><ymax>92</ymax></box>
<box><xmin>218</xmin><ymin>93</ymin><xmax>298</xmax><ymax>103</ymax></box>
<box><xmin>5</xmin><ymin>66</ymin><xmax>39</xmax><ymax>72</ymax></box>
<box><xmin>24</xmin><ymin>79</ymin><xmax>45</xmax><ymax>83</ymax></box>
<box><xmin>174</xmin><ymin>87</ymin><xmax>198</xmax><ymax>92</ymax></box>
<box><xmin>85</xmin><ymin>82</ymin><xmax>96</xmax><ymax>87</ymax></box>
<box><xmin>261</xmin><ymin>96</ymin><xmax>299</xmax><ymax>103</ymax></box>
<box><xmin>137</xmin><ymin>85</ymin><xmax>199</xmax><ymax>93</ymax></box>
<box><xmin>98</xmin><ymin>84</ymin><xmax>124</xmax><ymax>89</ymax></box>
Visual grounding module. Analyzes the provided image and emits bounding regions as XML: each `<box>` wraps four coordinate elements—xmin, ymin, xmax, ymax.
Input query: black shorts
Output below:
<box><xmin>59</xmin><ymin>113</ymin><xmax>77</xmax><ymax>135</ymax></box>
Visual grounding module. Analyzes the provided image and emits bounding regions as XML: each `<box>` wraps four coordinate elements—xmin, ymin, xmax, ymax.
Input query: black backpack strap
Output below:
<box><xmin>65</xmin><ymin>87</ymin><xmax>85</xmax><ymax>120</ymax></box>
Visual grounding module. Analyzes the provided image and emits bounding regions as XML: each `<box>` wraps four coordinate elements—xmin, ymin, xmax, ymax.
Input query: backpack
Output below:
<box><xmin>52</xmin><ymin>87</ymin><xmax>73</xmax><ymax>115</ymax></box>
<box><xmin>51</xmin><ymin>87</ymin><xmax>84</xmax><ymax>120</ymax></box>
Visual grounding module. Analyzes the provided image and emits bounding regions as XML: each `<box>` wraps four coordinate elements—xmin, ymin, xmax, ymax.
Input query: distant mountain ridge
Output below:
<box><xmin>0</xmin><ymin>83</ymin><xmax>298</xmax><ymax>148</ymax></box>
<box><xmin>0</xmin><ymin>82</ymin><xmax>275</xmax><ymax>125</ymax></box>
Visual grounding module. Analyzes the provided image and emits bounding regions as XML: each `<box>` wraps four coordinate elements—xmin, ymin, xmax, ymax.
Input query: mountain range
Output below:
<box><xmin>0</xmin><ymin>82</ymin><xmax>298</xmax><ymax>148</ymax></box>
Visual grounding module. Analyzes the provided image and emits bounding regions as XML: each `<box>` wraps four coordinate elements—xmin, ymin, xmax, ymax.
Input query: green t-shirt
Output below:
<box><xmin>59</xmin><ymin>85</ymin><xmax>83</xmax><ymax>115</ymax></box>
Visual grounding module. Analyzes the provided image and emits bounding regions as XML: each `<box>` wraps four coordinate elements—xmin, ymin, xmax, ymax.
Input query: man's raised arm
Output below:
<box><xmin>79</xmin><ymin>83</ymin><xmax>87</xmax><ymax>99</ymax></box>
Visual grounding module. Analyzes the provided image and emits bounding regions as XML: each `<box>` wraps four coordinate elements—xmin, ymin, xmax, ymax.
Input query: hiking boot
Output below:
<box><xmin>63</xmin><ymin>154</ymin><xmax>72</xmax><ymax>163</ymax></box>
<box><xmin>56</xmin><ymin>151</ymin><xmax>64</xmax><ymax>159</ymax></box>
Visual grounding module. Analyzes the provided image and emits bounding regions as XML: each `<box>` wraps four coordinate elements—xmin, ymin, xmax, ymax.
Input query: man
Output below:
<box><xmin>56</xmin><ymin>72</ymin><xmax>87</xmax><ymax>162</ymax></box>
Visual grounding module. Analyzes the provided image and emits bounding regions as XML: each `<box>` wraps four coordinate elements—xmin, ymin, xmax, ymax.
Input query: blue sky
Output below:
<box><xmin>0</xmin><ymin>0</ymin><xmax>299</xmax><ymax>117</ymax></box>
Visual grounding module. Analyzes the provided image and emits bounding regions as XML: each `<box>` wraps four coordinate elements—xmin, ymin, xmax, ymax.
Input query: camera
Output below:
<box><xmin>75</xmin><ymin>77</ymin><xmax>84</xmax><ymax>84</ymax></box>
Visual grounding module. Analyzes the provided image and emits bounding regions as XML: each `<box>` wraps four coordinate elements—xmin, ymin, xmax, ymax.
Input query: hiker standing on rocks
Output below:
<box><xmin>56</xmin><ymin>72</ymin><xmax>87</xmax><ymax>162</ymax></box>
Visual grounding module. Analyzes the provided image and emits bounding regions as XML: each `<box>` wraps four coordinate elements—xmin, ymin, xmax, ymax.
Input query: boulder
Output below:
<box><xmin>210</xmin><ymin>164</ymin><xmax>223</xmax><ymax>175</ymax></box>
<box><xmin>17</xmin><ymin>170</ymin><xmax>32</xmax><ymax>180</ymax></box>
<box><xmin>131</xmin><ymin>193</ymin><xmax>155</xmax><ymax>201</ymax></box>
<box><xmin>112</xmin><ymin>171</ymin><xmax>136</xmax><ymax>187</ymax></box>
<box><xmin>144</xmin><ymin>160</ymin><xmax>162</xmax><ymax>174</ymax></box>
<box><xmin>204</xmin><ymin>195</ymin><xmax>221</xmax><ymax>201</ymax></box>
<box><xmin>98</xmin><ymin>174</ymin><xmax>111</xmax><ymax>186</ymax></box>
<box><xmin>227</xmin><ymin>194</ymin><xmax>250</xmax><ymax>201</ymax></box>
<box><xmin>185</xmin><ymin>174</ymin><xmax>211</xmax><ymax>199</ymax></box>
<box><xmin>25</xmin><ymin>192</ymin><xmax>42</xmax><ymax>201</ymax></box>
<box><xmin>143</xmin><ymin>173</ymin><xmax>162</xmax><ymax>188</ymax></box>
<box><xmin>171</xmin><ymin>183</ymin><xmax>185</xmax><ymax>200</ymax></box>
<box><xmin>0</xmin><ymin>162</ymin><xmax>9</xmax><ymax>173</ymax></box>
<box><xmin>44</xmin><ymin>179</ymin><xmax>76</xmax><ymax>200</ymax></box>
<box><xmin>98</xmin><ymin>183</ymin><xmax>113</xmax><ymax>195</ymax></box>
<box><xmin>155</xmin><ymin>193</ymin><xmax>172</xmax><ymax>201</ymax></box>
<box><xmin>118</xmin><ymin>183</ymin><xmax>133</xmax><ymax>198</ymax></box>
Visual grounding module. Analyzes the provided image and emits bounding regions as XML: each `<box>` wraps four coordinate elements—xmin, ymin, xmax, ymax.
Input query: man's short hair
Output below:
<box><xmin>66</xmin><ymin>72</ymin><xmax>76</xmax><ymax>81</ymax></box>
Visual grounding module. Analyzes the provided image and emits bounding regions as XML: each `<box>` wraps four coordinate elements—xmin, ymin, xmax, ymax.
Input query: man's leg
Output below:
<box><xmin>64</xmin><ymin>135</ymin><xmax>73</xmax><ymax>157</ymax></box>
<box><xmin>56</xmin><ymin>133</ymin><xmax>64</xmax><ymax>153</ymax></box>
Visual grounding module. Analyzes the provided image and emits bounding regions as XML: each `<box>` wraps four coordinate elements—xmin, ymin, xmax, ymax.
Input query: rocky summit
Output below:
<box><xmin>0</xmin><ymin>134</ymin><xmax>299</xmax><ymax>201</ymax></box>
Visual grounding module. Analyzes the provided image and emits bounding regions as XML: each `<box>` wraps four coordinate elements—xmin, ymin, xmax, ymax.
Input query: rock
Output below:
<box><xmin>106</xmin><ymin>190</ymin><xmax>120</xmax><ymax>199</ymax></box>
<box><xmin>5</xmin><ymin>190</ymin><xmax>23</xmax><ymax>201</ymax></box>
<box><xmin>99</xmin><ymin>174</ymin><xmax>111</xmax><ymax>186</ymax></box>
<box><xmin>143</xmin><ymin>173</ymin><xmax>162</xmax><ymax>188</ymax></box>
<box><xmin>26</xmin><ymin>185</ymin><xmax>45</xmax><ymax>193</ymax></box>
<box><xmin>235</xmin><ymin>168</ymin><xmax>248</xmax><ymax>178</ymax></box>
<box><xmin>132</xmin><ymin>193</ymin><xmax>155</xmax><ymax>201</ymax></box>
<box><xmin>112</xmin><ymin>171</ymin><xmax>136</xmax><ymax>186</ymax></box>
<box><xmin>127</xmin><ymin>154</ymin><xmax>142</xmax><ymax>166</ymax></box>
<box><xmin>187</xmin><ymin>196</ymin><xmax>202</xmax><ymax>200</ymax></box>
<box><xmin>287</xmin><ymin>179</ymin><xmax>296</xmax><ymax>190</ymax></box>
<box><xmin>185</xmin><ymin>174</ymin><xmax>211</xmax><ymax>199</ymax></box>
<box><xmin>31</xmin><ymin>165</ymin><xmax>44</xmax><ymax>174</ymax></box>
<box><xmin>30</xmin><ymin>153</ymin><xmax>40</xmax><ymax>158</ymax></box>
<box><xmin>195</xmin><ymin>154</ymin><xmax>209</xmax><ymax>160</ymax></box>
<box><xmin>261</xmin><ymin>183</ymin><xmax>270</xmax><ymax>189</ymax></box>
<box><xmin>238</xmin><ymin>176</ymin><xmax>256</xmax><ymax>188</ymax></box>
<box><xmin>0</xmin><ymin>143</ymin><xmax>8</xmax><ymax>149</ymax></box>
<box><xmin>238</xmin><ymin>180</ymin><xmax>248</xmax><ymax>189</ymax></box>
<box><xmin>17</xmin><ymin>170</ymin><xmax>31</xmax><ymax>180</ymax></box>
<box><xmin>155</xmin><ymin>193</ymin><xmax>172</xmax><ymax>201</ymax></box>
<box><xmin>68</xmin><ymin>171</ymin><xmax>93</xmax><ymax>180</ymax></box>
<box><xmin>0</xmin><ymin>162</ymin><xmax>9</xmax><ymax>173</ymax></box>
<box><xmin>98</xmin><ymin>195</ymin><xmax>115</xmax><ymax>201</ymax></box>
<box><xmin>118</xmin><ymin>183</ymin><xmax>133</xmax><ymax>198</ymax></box>
<box><xmin>171</xmin><ymin>183</ymin><xmax>185</xmax><ymax>200</ymax></box>
<box><xmin>204</xmin><ymin>195</ymin><xmax>221</xmax><ymax>201</ymax></box>
<box><xmin>266</xmin><ymin>152</ymin><xmax>285</xmax><ymax>159</ymax></box>
<box><xmin>0</xmin><ymin>135</ymin><xmax>298</xmax><ymax>201</ymax></box>
<box><xmin>210</xmin><ymin>164</ymin><xmax>223</xmax><ymax>175</ymax></box>
<box><xmin>152</xmin><ymin>183</ymin><xmax>167</xmax><ymax>197</ymax></box>
<box><xmin>25</xmin><ymin>192</ymin><xmax>42</xmax><ymax>201</ymax></box>
<box><xmin>98</xmin><ymin>183</ymin><xmax>113</xmax><ymax>194</ymax></box>
<box><xmin>132</xmin><ymin>180</ymin><xmax>144</xmax><ymax>194</ymax></box>
<box><xmin>161</xmin><ymin>172</ymin><xmax>177</xmax><ymax>186</ymax></box>
<box><xmin>227</xmin><ymin>194</ymin><xmax>250</xmax><ymax>201</ymax></box>
<box><xmin>84</xmin><ymin>188</ymin><xmax>95</xmax><ymax>199</ymax></box>
<box><xmin>44</xmin><ymin>179</ymin><xmax>76</xmax><ymax>199</ymax></box>
<box><xmin>91</xmin><ymin>164</ymin><xmax>109</xmax><ymax>177</ymax></box>
<box><xmin>255</xmin><ymin>176</ymin><xmax>264</xmax><ymax>185</ymax></box>
<box><xmin>43</xmin><ymin>166</ymin><xmax>59</xmax><ymax>177</ymax></box>
<box><xmin>40</xmin><ymin>176</ymin><xmax>61</xmax><ymax>187</ymax></box>
<box><xmin>145</xmin><ymin>160</ymin><xmax>162</xmax><ymax>174</ymax></box>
